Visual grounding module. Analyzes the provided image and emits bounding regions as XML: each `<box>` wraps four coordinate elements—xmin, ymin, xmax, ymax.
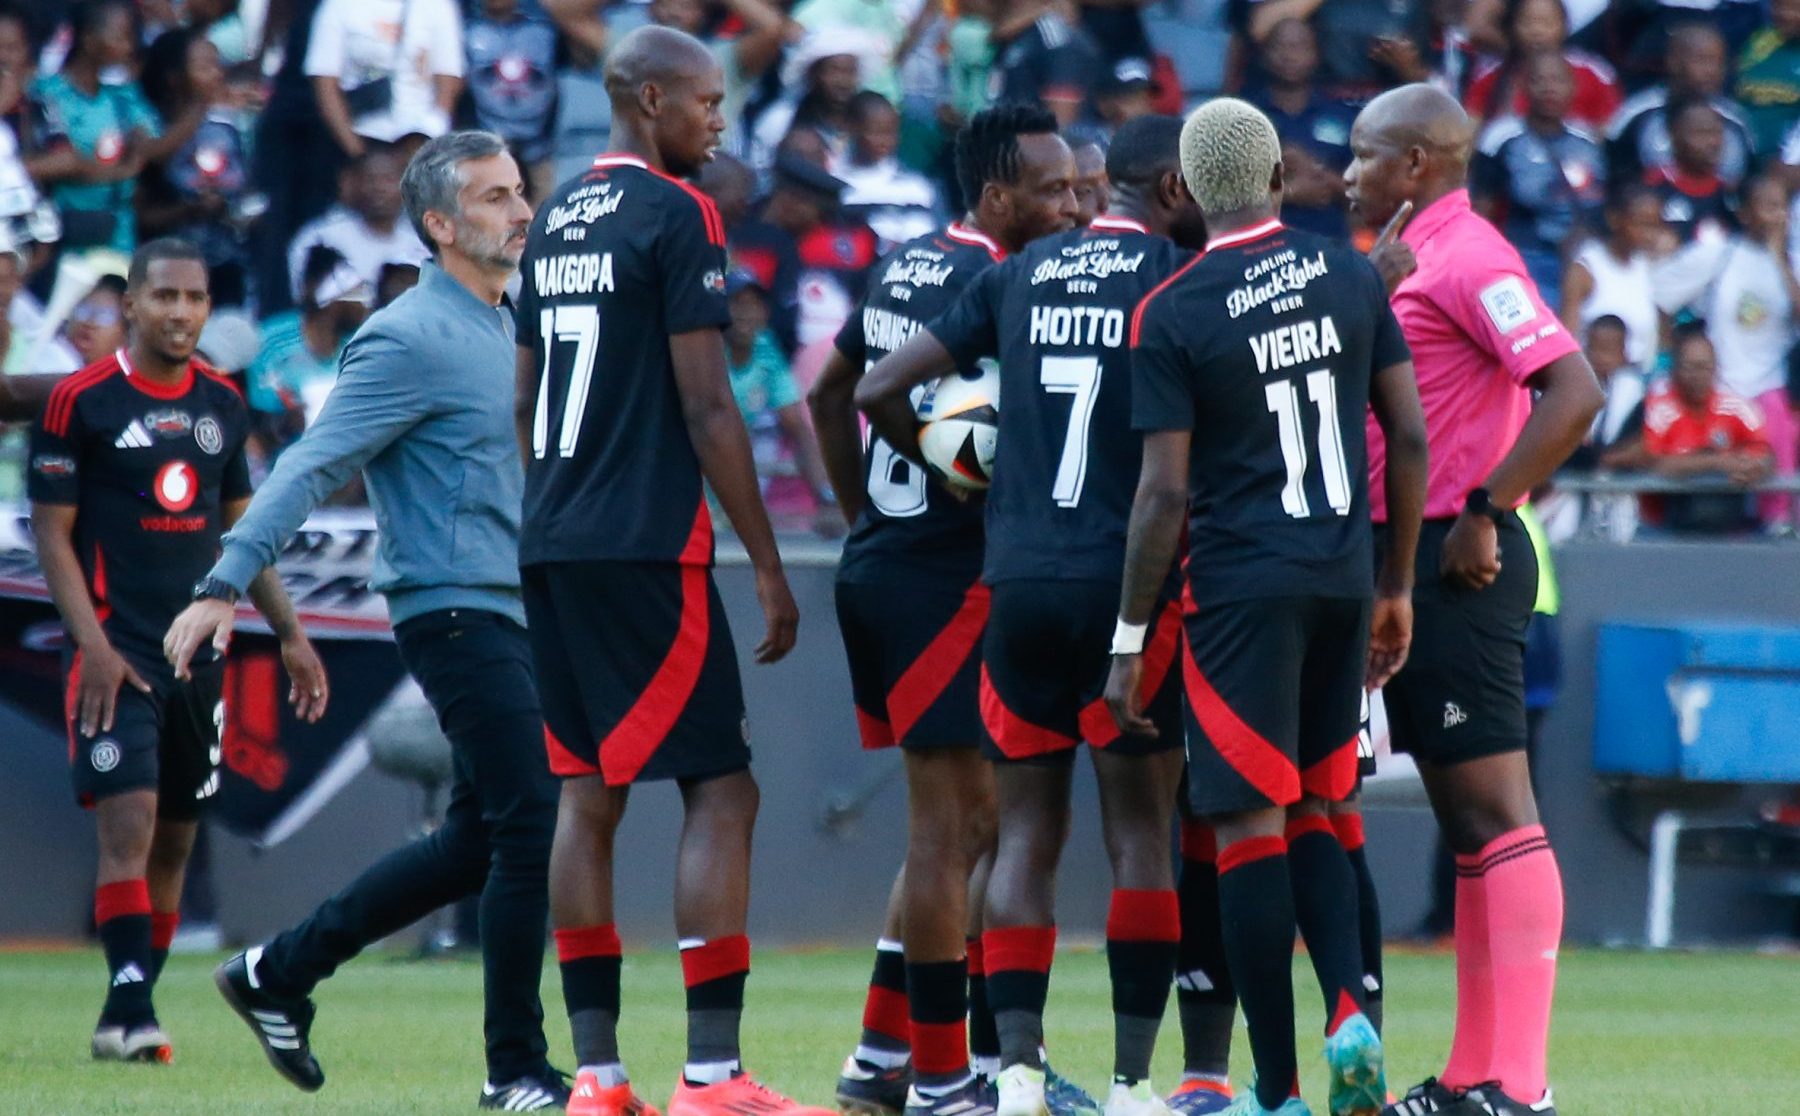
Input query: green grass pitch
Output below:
<box><xmin>0</xmin><ymin>945</ymin><xmax>1792</xmax><ymax>1114</ymax></box>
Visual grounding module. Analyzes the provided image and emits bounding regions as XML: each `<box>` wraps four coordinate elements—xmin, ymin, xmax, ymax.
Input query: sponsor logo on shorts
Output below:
<box><xmin>1443</xmin><ymin>701</ymin><xmax>1468</xmax><ymax>729</ymax></box>
<box><xmin>91</xmin><ymin>739</ymin><xmax>121</xmax><ymax>772</ymax></box>
<box><xmin>195</xmin><ymin>416</ymin><xmax>224</xmax><ymax>455</ymax></box>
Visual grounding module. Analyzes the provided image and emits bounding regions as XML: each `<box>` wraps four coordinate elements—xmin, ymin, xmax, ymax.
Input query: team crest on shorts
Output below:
<box><xmin>91</xmin><ymin>739</ymin><xmax>122</xmax><ymax>772</ymax></box>
<box><xmin>195</xmin><ymin>416</ymin><xmax>224</xmax><ymax>455</ymax></box>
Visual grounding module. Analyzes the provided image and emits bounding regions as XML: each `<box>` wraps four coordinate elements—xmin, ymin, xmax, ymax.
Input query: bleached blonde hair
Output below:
<box><xmin>1179</xmin><ymin>98</ymin><xmax>1281</xmax><ymax>215</ymax></box>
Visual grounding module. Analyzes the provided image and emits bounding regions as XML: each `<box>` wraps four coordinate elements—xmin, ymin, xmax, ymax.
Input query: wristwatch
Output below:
<box><xmin>191</xmin><ymin>577</ymin><xmax>241</xmax><ymax>604</ymax></box>
<box><xmin>1464</xmin><ymin>487</ymin><xmax>1508</xmax><ymax>525</ymax></box>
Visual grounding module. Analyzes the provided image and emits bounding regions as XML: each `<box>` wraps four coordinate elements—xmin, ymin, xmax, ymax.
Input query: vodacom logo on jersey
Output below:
<box><xmin>154</xmin><ymin>460</ymin><xmax>199</xmax><ymax>512</ymax></box>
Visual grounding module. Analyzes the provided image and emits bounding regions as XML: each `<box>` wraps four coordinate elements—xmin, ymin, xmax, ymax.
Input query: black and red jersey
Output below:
<box><xmin>931</xmin><ymin>215</ymin><xmax>1192</xmax><ymax>585</ymax></box>
<box><xmin>1130</xmin><ymin>220</ymin><xmax>1410</xmax><ymax>605</ymax></box>
<box><xmin>28</xmin><ymin>350</ymin><xmax>252</xmax><ymax>654</ymax></box>
<box><xmin>517</xmin><ymin>154</ymin><xmax>732</xmax><ymax>568</ymax></box>
<box><xmin>833</xmin><ymin>222</ymin><xmax>1005</xmax><ymax>585</ymax></box>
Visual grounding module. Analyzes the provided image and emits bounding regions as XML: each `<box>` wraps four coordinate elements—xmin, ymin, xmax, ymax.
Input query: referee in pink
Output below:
<box><xmin>1345</xmin><ymin>85</ymin><xmax>1603</xmax><ymax>1116</ymax></box>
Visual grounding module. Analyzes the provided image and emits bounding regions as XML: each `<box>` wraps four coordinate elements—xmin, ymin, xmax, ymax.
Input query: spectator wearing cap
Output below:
<box><xmin>251</xmin><ymin>245</ymin><xmax>373</xmax><ymax>442</ymax></box>
<box><xmin>1093</xmin><ymin>56</ymin><xmax>1154</xmax><ymax>136</ymax></box>
<box><xmin>1244</xmin><ymin>17</ymin><xmax>1354</xmax><ymax>239</ymax></box>
<box><xmin>991</xmin><ymin>0</ymin><xmax>1104</xmax><ymax>128</ymax></box>
<box><xmin>835</xmin><ymin>90</ymin><xmax>942</xmax><ymax>250</ymax></box>
<box><xmin>1736</xmin><ymin>0</ymin><xmax>1800</xmax><ymax>159</ymax></box>
<box><xmin>1472</xmin><ymin>50</ymin><xmax>1607</xmax><ymax>306</ymax></box>
<box><xmin>138</xmin><ymin>27</ymin><xmax>258</xmax><ymax>307</ymax></box>
<box><xmin>1230</xmin><ymin>0</ymin><xmax>1432</xmax><ymax>101</ymax></box>
<box><xmin>58</xmin><ymin>272</ymin><xmax>125</xmax><ymax>369</ymax></box>
<box><xmin>790</xmin><ymin>0</ymin><xmax>915</xmax><ymax>104</ymax></box>
<box><xmin>1642</xmin><ymin>327</ymin><xmax>1774</xmax><ymax>534</ymax></box>
<box><xmin>0</xmin><ymin>241</ymin><xmax>77</xmax><ymax>373</ymax></box>
<box><xmin>286</xmin><ymin>144</ymin><xmax>429</xmax><ymax>304</ymax></box>
<box><xmin>1463</xmin><ymin>0</ymin><xmax>1620</xmax><ymax>131</ymax></box>
<box><xmin>732</xmin><ymin>153</ymin><xmax>878</xmax><ymax>357</ymax></box>
<box><xmin>31</xmin><ymin>0</ymin><xmax>210</xmax><ymax>257</ymax></box>
<box><xmin>464</xmin><ymin>0</ymin><xmax>560</xmax><ymax>204</ymax></box>
<box><xmin>752</xmin><ymin>32</ymin><xmax>884</xmax><ymax>170</ymax></box>
<box><xmin>1655</xmin><ymin>173</ymin><xmax>1800</xmax><ymax>529</ymax></box>
<box><xmin>1644</xmin><ymin>96</ymin><xmax>1739</xmax><ymax>246</ymax></box>
<box><xmin>305</xmin><ymin>0</ymin><xmax>465</xmax><ymax>157</ymax></box>
<box><xmin>649</xmin><ymin>0</ymin><xmax>792</xmax><ymax>157</ymax></box>
<box><xmin>1607</xmin><ymin>22</ymin><xmax>1754</xmax><ymax>191</ymax></box>
<box><xmin>723</xmin><ymin>268</ymin><xmax>840</xmax><ymax>533</ymax></box>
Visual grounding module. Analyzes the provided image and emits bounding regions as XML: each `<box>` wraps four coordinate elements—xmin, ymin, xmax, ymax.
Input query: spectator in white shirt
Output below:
<box><xmin>305</xmin><ymin>0</ymin><xmax>465</xmax><ymax>156</ymax></box>
<box><xmin>834</xmin><ymin>90</ymin><xmax>941</xmax><ymax>250</ymax></box>
<box><xmin>1655</xmin><ymin>173</ymin><xmax>1800</xmax><ymax>528</ymax></box>
<box><xmin>286</xmin><ymin>144</ymin><xmax>428</xmax><ymax>303</ymax></box>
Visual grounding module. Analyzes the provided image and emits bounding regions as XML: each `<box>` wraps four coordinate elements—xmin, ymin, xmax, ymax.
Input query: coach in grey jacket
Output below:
<box><xmin>163</xmin><ymin>132</ymin><xmax>567</xmax><ymax>1112</ymax></box>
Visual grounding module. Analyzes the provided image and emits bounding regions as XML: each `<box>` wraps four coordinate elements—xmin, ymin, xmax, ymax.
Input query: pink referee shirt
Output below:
<box><xmin>1367</xmin><ymin>189</ymin><xmax>1580</xmax><ymax>522</ymax></box>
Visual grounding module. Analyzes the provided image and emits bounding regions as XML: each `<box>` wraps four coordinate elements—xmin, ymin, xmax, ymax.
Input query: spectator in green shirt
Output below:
<box><xmin>724</xmin><ymin>270</ymin><xmax>840</xmax><ymax>534</ymax></box>
<box><xmin>247</xmin><ymin>245</ymin><xmax>371</xmax><ymax>454</ymax></box>
<box><xmin>30</xmin><ymin>0</ymin><xmax>209</xmax><ymax>256</ymax></box>
<box><xmin>1737</xmin><ymin>0</ymin><xmax>1800</xmax><ymax>156</ymax></box>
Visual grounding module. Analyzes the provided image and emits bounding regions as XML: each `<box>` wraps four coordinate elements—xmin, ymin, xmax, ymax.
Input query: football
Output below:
<box><xmin>916</xmin><ymin>359</ymin><xmax>1000</xmax><ymax>491</ymax></box>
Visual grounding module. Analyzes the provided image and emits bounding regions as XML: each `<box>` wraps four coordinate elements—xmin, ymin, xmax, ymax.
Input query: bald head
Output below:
<box><xmin>1355</xmin><ymin>83</ymin><xmax>1475</xmax><ymax>170</ymax></box>
<box><xmin>604</xmin><ymin>24</ymin><xmax>715</xmax><ymax>110</ymax></box>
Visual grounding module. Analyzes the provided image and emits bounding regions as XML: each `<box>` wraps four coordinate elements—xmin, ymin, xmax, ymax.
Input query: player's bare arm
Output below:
<box><xmin>1442</xmin><ymin>352</ymin><xmax>1602</xmax><ymax>589</ymax></box>
<box><xmin>513</xmin><ymin>345</ymin><xmax>541</xmax><ymax>469</ymax></box>
<box><xmin>854</xmin><ymin>330</ymin><xmax>957</xmax><ymax>468</ymax></box>
<box><xmin>805</xmin><ymin>348</ymin><xmax>868</xmax><ymax>528</ymax></box>
<box><xmin>1104</xmin><ymin>428</ymin><xmax>1190</xmax><ymax>739</ymax></box>
<box><xmin>31</xmin><ymin>501</ymin><xmax>152</xmax><ymax>736</ymax></box>
<box><xmin>1367</xmin><ymin>358</ymin><xmax>1429</xmax><ymax>688</ymax></box>
<box><xmin>669</xmin><ymin>326</ymin><xmax>798</xmax><ymax>663</ymax></box>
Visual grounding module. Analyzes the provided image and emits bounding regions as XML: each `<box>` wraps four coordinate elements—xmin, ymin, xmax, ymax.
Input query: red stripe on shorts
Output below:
<box><xmin>979</xmin><ymin>664</ymin><xmax>1076</xmax><ymax>758</ymax></box>
<box><xmin>887</xmin><ymin>582</ymin><xmax>989</xmax><ymax>742</ymax></box>
<box><xmin>1081</xmin><ymin>599</ymin><xmax>1182</xmax><ymax>747</ymax></box>
<box><xmin>1181</xmin><ymin>649</ymin><xmax>1299</xmax><ymax>807</ymax></box>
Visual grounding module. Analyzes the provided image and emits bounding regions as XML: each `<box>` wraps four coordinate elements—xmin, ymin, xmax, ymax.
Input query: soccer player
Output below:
<box><xmin>1345</xmin><ymin>84</ymin><xmax>1603</xmax><ymax>1116</ymax></box>
<box><xmin>1105</xmin><ymin>100</ymin><xmax>1429</xmax><ymax>1116</ymax></box>
<box><xmin>809</xmin><ymin>103</ymin><xmax>1079</xmax><ymax>1116</ymax></box>
<box><xmin>171</xmin><ymin>133</ymin><xmax>570</xmax><ymax>1111</ymax></box>
<box><xmin>511</xmin><ymin>26</ymin><xmax>816</xmax><ymax>1116</ymax></box>
<box><xmin>858</xmin><ymin>114</ymin><xmax>1215</xmax><ymax>1116</ymax></box>
<box><xmin>30</xmin><ymin>238</ymin><xmax>326</xmax><ymax>1064</ymax></box>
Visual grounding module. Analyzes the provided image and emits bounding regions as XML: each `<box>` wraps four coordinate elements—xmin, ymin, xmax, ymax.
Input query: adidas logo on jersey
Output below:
<box><xmin>1443</xmin><ymin>702</ymin><xmax>1468</xmax><ymax>729</ymax></box>
<box><xmin>111</xmin><ymin>963</ymin><xmax>146</xmax><ymax>987</ymax></box>
<box><xmin>114</xmin><ymin>421</ymin><xmax>154</xmax><ymax>449</ymax></box>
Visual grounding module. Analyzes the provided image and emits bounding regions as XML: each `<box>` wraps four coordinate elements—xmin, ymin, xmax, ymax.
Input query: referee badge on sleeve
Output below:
<box><xmin>1479</xmin><ymin>276</ymin><xmax>1537</xmax><ymax>334</ymax></box>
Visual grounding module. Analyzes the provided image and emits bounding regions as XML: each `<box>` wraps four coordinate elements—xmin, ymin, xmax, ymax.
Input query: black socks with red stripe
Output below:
<box><xmin>150</xmin><ymin>911</ymin><xmax>179</xmax><ymax>984</ymax></box>
<box><xmin>966</xmin><ymin>936</ymin><xmax>1001</xmax><ymax>1077</ymax></box>
<box><xmin>981</xmin><ymin>925</ymin><xmax>1055</xmax><ymax>1068</ymax></box>
<box><xmin>555</xmin><ymin>924</ymin><xmax>623</xmax><ymax>1070</ymax></box>
<box><xmin>857</xmin><ymin>939</ymin><xmax>911</xmax><ymax>1067</ymax></box>
<box><xmin>680</xmin><ymin>934</ymin><xmax>750</xmax><ymax>1081</ymax></box>
<box><xmin>96</xmin><ymin>879</ymin><xmax>154</xmax><ymax>1026</ymax></box>
<box><xmin>1177</xmin><ymin>821</ymin><xmax>1236</xmax><ymax>1082</ymax></box>
<box><xmin>1217</xmin><ymin>836</ymin><xmax>1298</xmax><ymax>1111</ymax></box>
<box><xmin>1106</xmin><ymin>888</ymin><xmax>1179</xmax><ymax>1082</ymax></box>
<box><xmin>1334</xmin><ymin>812</ymin><xmax>1384</xmax><ymax>1033</ymax></box>
<box><xmin>1286</xmin><ymin>815</ymin><xmax>1369</xmax><ymax>1035</ymax></box>
<box><xmin>907</xmin><ymin>957</ymin><xmax>971</xmax><ymax>1087</ymax></box>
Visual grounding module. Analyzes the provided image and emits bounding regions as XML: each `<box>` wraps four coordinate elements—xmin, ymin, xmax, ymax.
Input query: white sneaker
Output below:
<box><xmin>996</xmin><ymin>1065</ymin><xmax>1050</xmax><ymax>1116</ymax></box>
<box><xmin>1104</xmin><ymin>1081</ymin><xmax>1174</xmax><ymax>1116</ymax></box>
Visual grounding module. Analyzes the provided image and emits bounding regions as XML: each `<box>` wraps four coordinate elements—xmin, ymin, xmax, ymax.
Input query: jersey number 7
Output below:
<box><xmin>531</xmin><ymin>305</ymin><xmax>601</xmax><ymax>459</ymax></box>
<box><xmin>1264</xmin><ymin>368</ymin><xmax>1352</xmax><ymax>519</ymax></box>
<box><xmin>1042</xmin><ymin>355</ymin><xmax>1102</xmax><ymax>508</ymax></box>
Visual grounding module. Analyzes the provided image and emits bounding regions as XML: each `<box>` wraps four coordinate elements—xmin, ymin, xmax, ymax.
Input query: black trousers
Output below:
<box><xmin>261</xmin><ymin>609</ymin><xmax>557</xmax><ymax>1082</ymax></box>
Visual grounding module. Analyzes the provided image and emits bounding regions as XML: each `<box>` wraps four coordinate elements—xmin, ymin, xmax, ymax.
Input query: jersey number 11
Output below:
<box><xmin>1264</xmin><ymin>368</ymin><xmax>1352</xmax><ymax>519</ymax></box>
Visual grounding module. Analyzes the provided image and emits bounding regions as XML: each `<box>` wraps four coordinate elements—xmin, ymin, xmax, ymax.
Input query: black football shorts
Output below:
<box><xmin>979</xmin><ymin>579</ymin><xmax>1183</xmax><ymax>763</ymax></box>
<box><xmin>835</xmin><ymin>575</ymin><xmax>989</xmax><ymax>751</ymax></box>
<box><xmin>1376</xmin><ymin>515</ymin><xmax>1537</xmax><ymax>766</ymax></box>
<box><xmin>65</xmin><ymin>643</ymin><xmax>223</xmax><ymax>819</ymax></box>
<box><xmin>1181</xmin><ymin>595</ymin><xmax>1369</xmax><ymax>817</ymax></box>
<box><xmin>523</xmin><ymin>560</ymin><xmax>749</xmax><ymax>786</ymax></box>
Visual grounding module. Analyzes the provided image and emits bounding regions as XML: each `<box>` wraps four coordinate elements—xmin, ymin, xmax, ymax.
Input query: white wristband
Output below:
<box><xmin>1110</xmin><ymin>618</ymin><xmax>1148</xmax><ymax>655</ymax></box>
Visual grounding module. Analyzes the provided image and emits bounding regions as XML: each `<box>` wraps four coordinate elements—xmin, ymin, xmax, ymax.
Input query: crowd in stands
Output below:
<box><xmin>5</xmin><ymin>0</ymin><xmax>1800</xmax><ymax>535</ymax></box>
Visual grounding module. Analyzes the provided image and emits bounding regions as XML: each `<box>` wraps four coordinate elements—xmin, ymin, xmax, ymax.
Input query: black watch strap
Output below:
<box><xmin>1465</xmin><ymin>487</ymin><xmax>1507</xmax><ymax>524</ymax></box>
<box><xmin>192</xmin><ymin>577</ymin><xmax>240</xmax><ymax>604</ymax></box>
